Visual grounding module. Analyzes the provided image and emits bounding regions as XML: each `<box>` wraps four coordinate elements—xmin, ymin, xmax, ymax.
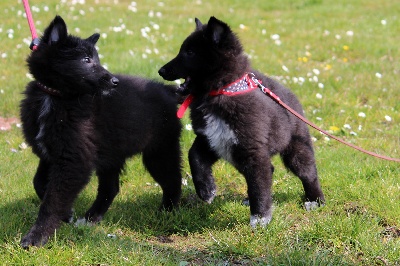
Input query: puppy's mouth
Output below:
<box><xmin>177</xmin><ymin>76</ymin><xmax>191</xmax><ymax>96</ymax></box>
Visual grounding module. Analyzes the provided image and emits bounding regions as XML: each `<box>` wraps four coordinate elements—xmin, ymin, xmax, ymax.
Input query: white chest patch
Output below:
<box><xmin>199</xmin><ymin>113</ymin><xmax>238</xmax><ymax>163</ymax></box>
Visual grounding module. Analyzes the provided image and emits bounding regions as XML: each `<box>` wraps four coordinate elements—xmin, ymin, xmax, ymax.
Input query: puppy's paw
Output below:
<box><xmin>198</xmin><ymin>188</ymin><xmax>216</xmax><ymax>204</ymax></box>
<box><xmin>242</xmin><ymin>197</ymin><xmax>249</xmax><ymax>206</ymax></box>
<box><xmin>21</xmin><ymin>230</ymin><xmax>49</xmax><ymax>249</ymax></box>
<box><xmin>61</xmin><ymin>208</ymin><xmax>75</xmax><ymax>223</ymax></box>
<box><xmin>250</xmin><ymin>214</ymin><xmax>272</xmax><ymax>228</ymax></box>
<box><xmin>304</xmin><ymin>201</ymin><xmax>324</xmax><ymax>211</ymax></box>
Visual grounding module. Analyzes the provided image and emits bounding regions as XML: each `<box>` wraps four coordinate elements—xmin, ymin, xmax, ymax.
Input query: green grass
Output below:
<box><xmin>1</xmin><ymin>0</ymin><xmax>399</xmax><ymax>265</ymax></box>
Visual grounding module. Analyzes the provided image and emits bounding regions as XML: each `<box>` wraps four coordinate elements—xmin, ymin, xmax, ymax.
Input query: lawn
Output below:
<box><xmin>0</xmin><ymin>0</ymin><xmax>399</xmax><ymax>265</ymax></box>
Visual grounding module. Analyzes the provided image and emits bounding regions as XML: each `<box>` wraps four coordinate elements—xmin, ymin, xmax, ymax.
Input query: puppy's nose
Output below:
<box><xmin>111</xmin><ymin>77</ymin><xmax>119</xmax><ymax>88</ymax></box>
<box><xmin>158</xmin><ymin>67</ymin><xmax>166</xmax><ymax>77</ymax></box>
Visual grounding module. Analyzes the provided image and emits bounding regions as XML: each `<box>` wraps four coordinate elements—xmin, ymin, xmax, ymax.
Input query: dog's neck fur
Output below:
<box><xmin>193</xmin><ymin>53</ymin><xmax>250</xmax><ymax>97</ymax></box>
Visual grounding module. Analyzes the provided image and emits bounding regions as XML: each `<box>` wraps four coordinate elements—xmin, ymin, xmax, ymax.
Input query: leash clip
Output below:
<box><xmin>30</xmin><ymin>37</ymin><xmax>40</xmax><ymax>50</ymax></box>
<box><xmin>249</xmin><ymin>72</ymin><xmax>264</xmax><ymax>89</ymax></box>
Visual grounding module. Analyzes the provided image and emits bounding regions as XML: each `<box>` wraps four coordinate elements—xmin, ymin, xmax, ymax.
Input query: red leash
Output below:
<box><xmin>22</xmin><ymin>0</ymin><xmax>39</xmax><ymax>50</ymax></box>
<box><xmin>247</xmin><ymin>73</ymin><xmax>400</xmax><ymax>163</ymax></box>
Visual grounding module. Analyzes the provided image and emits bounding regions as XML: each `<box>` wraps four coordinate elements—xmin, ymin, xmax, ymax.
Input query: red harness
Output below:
<box><xmin>177</xmin><ymin>73</ymin><xmax>259</xmax><ymax>118</ymax></box>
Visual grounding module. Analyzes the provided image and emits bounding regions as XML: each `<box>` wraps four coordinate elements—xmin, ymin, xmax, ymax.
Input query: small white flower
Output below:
<box><xmin>358</xmin><ymin>125</ymin><xmax>362</xmax><ymax>131</ymax></box>
<box><xmin>185</xmin><ymin>124</ymin><xmax>192</xmax><ymax>131</ymax></box>
<box><xmin>239</xmin><ymin>24</ymin><xmax>246</xmax><ymax>29</ymax></box>
<box><xmin>316</xmin><ymin>117</ymin><xmax>322</xmax><ymax>121</ymax></box>
<box><xmin>148</xmin><ymin>10</ymin><xmax>154</xmax><ymax>17</ymax></box>
<box><xmin>311</xmin><ymin>137</ymin><xmax>317</xmax><ymax>142</ymax></box>
<box><xmin>343</xmin><ymin>124</ymin><xmax>351</xmax><ymax>129</ymax></box>
<box><xmin>324</xmin><ymin>136</ymin><xmax>330</xmax><ymax>141</ymax></box>
<box><xmin>274</xmin><ymin>39</ymin><xmax>282</xmax><ymax>46</ymax></box>
<box><xmin>261</xmin><ymin>29</ymin><xmax>267</xmax><ymax>35</ymax></box>
<box><xmin>350</xmin><ymin>131</ymin><xmax>358</xmax><ymax>136</ymax></box>
<box><xmin>271</xmin><ymin>34</ymin><xmax>280</xmax><ymax>40</ymax></box>
<box><xmin>153</xmin><ymin>24</ymin><xmax>160</xmax><ymax>30</ymax></box>
<box><xmin>316</xmin><ymin>93</ymin><xmax>323</xmax><ymax>99</ymax></box>
<box><xmin>335</xmin><ymin>34</ymin><xmax>341</xmax><ymax>40</ymax></box>
<box><xmin>358</xmin><ymin>112</ymin><xmax>366</xmax><ymax>118</ymax></box>
<box><xmin>19</xmin><ymin>142</ymin><xmax>28</xmax><ymax>150</ymax></box>
<box><xmin>1</xmin><ymin>53</ymin><xmax>7</xmax><ymax>58</ymax></box>
<box><xmin>346</xmin><ymin>30</ymin><xmax>354</xmax><ymax>36</ymax></box>
<box><xmin>375</xmin><ymin>72</ymin><xmax>382</xmax><ymax>78</ymax></box>
<box><xmin>384</xmin><ymin>115</ymin><xmax>392</xmax><ymax>122</ymax></box>
<box><xmin>312</xmin><ymin>69</ymin><xmax>320</xmax><ymax>75</ymax></box>
<box><xmin>318</xmin><ymin>83</ymin><xmax>324</xmax><ymax>89</ymax></box>
<box><xmin>156</xmin><ymin>12</ymin><xmax>162</xmax><ymax>17</ymax></box>
<box><xmin>182</xmin><ymin>179</ymin><xmax>188</xmax><ymax>186</ymax></box>
<box><xmin>282</xmin><ymin>65</ymin><xmax>289</xmax><ymax>72</ymax></box>
<box><xmin>101</xmin><ymin>33</ymin><xmax>107</xmax><ymax>39</ymax></box>
<box><xmin>381</xmin><ymin>19</ymin><xmax>387</xmax><ymax>25</ymax></box>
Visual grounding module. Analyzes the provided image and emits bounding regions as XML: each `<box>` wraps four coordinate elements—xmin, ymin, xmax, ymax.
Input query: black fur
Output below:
<box><xmin>159</xmin><ymin>17</ymin><xmax>324</xmax><ymax>227</ymax></box>
<box><xmin>20</xmin><ymin>16</ymin><xmax>182</xmax><ymax>248</ymax></box>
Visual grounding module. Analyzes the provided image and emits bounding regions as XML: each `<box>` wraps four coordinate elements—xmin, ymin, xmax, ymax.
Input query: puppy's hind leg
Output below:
<box><xmin>142</xmin><ymin>140</ymin><xmax>183</xmax><ymax>211</ymax></box>
<box><xmin>85</xmin><ymin>163</ymin><xmax>123</xmax><ymax>223</ymax></box>
<box><xmin>189</xmin><ymin>136</ymin><xmax>219</xmax><ymax>203</ymax></box>
<box><xmin>280</xmin><ymin>135</ymin><xmax>325</xmax><ymax>210</ymax></box>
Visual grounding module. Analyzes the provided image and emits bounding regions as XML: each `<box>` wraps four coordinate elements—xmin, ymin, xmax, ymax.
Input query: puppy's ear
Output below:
<box><xmin>205</xmin><ymin>16</ymin><xmax>230</xmax><ymax>45</ymax></box>
<box><xmin>195</xmin><ymin>18</ymin><xmax>203</xmax><ymax>31</ymax></box>
<box><xmin>86</xmin><ymin>33</ymin><xmax>100</xmax><ymax>45</ymax></box>
<box><xmin>42</xmin><ymin>15</ymin><xmax>68</xmax><ymax>46</ymax></box>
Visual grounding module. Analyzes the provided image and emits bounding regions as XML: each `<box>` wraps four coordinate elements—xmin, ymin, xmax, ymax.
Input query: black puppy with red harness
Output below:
<box><xmin>159</xmin><ymin>16</ymin><xmax>325</xmax><ymax>227</ymax></box>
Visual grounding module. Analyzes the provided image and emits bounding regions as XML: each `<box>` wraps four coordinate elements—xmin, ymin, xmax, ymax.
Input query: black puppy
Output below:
<box><xmin>20</xmin><ymin>16</ymin><xmax>182</xmax><ymax>248</ymax></box>
<box><xmin>159</xmin><ymin>17</ymin><xmax>324</xmax><ymax>227</ymax></box>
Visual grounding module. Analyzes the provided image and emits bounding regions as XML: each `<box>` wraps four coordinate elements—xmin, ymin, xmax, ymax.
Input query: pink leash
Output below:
<box><xmin>22</xmin><ymin>0</ymin><xmax>39</xmax><ymax>50</ymax></box>
<box><xmin>247</xmin><ymin>73</ymin><xmax>400</xmax><ymax>163</ymax></box>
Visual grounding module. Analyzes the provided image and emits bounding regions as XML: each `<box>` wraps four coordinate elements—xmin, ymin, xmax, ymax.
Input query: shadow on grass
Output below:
<box><xmin>1</xmin><ymin>192</ymin><xmax>350</xmax><ymax>265</ymax></box>
<box><xmin>1</xmin><ymin>185</ymin><xmax>306</xmax><ymax>240</ymax></box>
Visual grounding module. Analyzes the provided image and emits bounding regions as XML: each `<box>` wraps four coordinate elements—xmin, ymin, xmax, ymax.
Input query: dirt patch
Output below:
<box><xmin>0</xmin><ymin>117</ymin><xmax>19</xmax><ymax>131</ymax></box>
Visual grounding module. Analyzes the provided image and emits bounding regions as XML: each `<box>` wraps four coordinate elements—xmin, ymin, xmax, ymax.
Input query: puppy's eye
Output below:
<box><xmin>83</xmin><ymin>57</ymin><xmax>91</xmax><ymax>63</ymax></box>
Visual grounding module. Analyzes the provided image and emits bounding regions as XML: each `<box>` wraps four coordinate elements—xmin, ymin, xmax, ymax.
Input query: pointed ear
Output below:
<box><xmin>205</xmin><ymin>16</ymin><xmax>230</xmax><ymax>45</ymax></box>
<box><xmin>42</xmin><ymin>15</ymin><xmax>68</xmax><ymax>45</ymax></box>
<box><xmin>195</xmin><ymin>18</ymin><xmax>203</xmax><ymax>31</ymax></box>
<box><xmin>86</xmin><ymin>33</ymin><xmax>100</xmax><ymax>45</ymax></box>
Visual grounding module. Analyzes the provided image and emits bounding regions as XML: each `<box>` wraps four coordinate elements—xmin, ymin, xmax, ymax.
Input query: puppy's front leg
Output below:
<box><xmin>21</xmin><ymin>164</ymin><xmax>91</xmax><ymax>248</ymax></box>
<box><xmin>234</xmin><ymin>150</ymin><xmax>274</xmax><ymax>228</ymax></box>
<box><xmin>189</xmin><ymin>136</ymin><xmax>219</xmax><ymax>203</ymax></box>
